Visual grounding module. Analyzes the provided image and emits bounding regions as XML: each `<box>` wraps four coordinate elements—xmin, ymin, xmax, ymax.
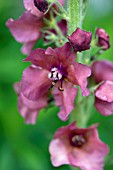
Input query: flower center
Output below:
<box><xmin>48</xmin><ymin>67</ymin><xmax>64</xmax><ymax>91</ymax></box>
<box><xmin>48</xmin><ymin>67</ymin><xmax>62</xmax><ymax>81</ymax></box>
<box><xmin>34</xmin><ymin>0</ymin><xmax>48</xmax><ymax>13</ymax></box>
<box><xmin>70</xmin><ymin>134</ymin><xmax>86</xmax><ymax>147</ymax></box>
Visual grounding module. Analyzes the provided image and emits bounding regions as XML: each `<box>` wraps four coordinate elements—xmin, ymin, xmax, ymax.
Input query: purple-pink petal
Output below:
<box><xmin>14</xmin><ymin>82</ymin><xmax>47</xmax><ymax>124</ymax></box>
<box><xmin>21</xmin><ymin>41</ymin><xmax>37</xmax><ymax>55</ymax></box>
<box><xmin>67</xmin><ymin>63</ymin><xmax>91</xmax><ymax>96</ymax></box>
<box><xmin>45</xmin><ymin>42</ymin><xmax>76</xmax><ymax>66</ymax></box>
<box><xmin>91</xmin><ymin>60</ymin><xmax>113</xmax><ymax>83</ymax></box>
<box><xmin>52</xmin><ymin>82</ymin><xmax>78</xmax><ymax>121</ymax></box>
<box><xmin>49</xmin><ymin>139</ymin><xmax>69</xmax><ymax>166</ymax></box>
<box><xmin>25</xmin><ymin>42</ymin><xmax>76</xmax><ymax>70</ymax></box>
<box><xmin>24</xmin><ymin>0</ymin><xmax>44</xmax><ymax>17</ymax></box>
<box><xmin>24</xmin><ymin>48</ymin><xmax>47</xmax><ymax>68</ymax></box>
<box><xmin>94</xmin><ymin>81</ymin><xmax>113</xmax><ymax>116</ymax></box>
<box><xmin>21</xmin><ymin>65</ymin><xmax>51</xmax><ymax>101</ymax></box>
<box><xmin>95</xmin><ymin>97</ymin><xmax>113</xmax><ymax>116</ymax></box>
<box><xmin>95</xmin><ymin>81</ymin><xmax>113</xmax><ymax>102</ymax></box>
<box><xmin>6</xmin><ymin>12</ymin><xmax>43</xmax><ymax>54</ymax></box>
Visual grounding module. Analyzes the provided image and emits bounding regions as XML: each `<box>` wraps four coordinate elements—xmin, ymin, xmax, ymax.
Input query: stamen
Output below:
<box><xmin>70</xmin><ymin>134</ymin><xmax>86</xmax><ymax>147</ymax></box>
<box><xmin>49</xmin><ymin>80</ymin><xmax>57</xmax><ymax>90</ymax></box>
<box><xmin>58</xmin><ymin>87</ymin><xmax>64</xmax><ymax>91</ymax></box>
<box><xmin>58</xmin><ymin>81</ymin><xmax>64</xmax><ymax>91</ymax></box>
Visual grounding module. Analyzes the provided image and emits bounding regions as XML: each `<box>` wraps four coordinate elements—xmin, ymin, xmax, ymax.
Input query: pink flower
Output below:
<box><xmin>20</xmin><ymin>43</ymin><xmax>91</xmax><ymax>121</ymax></box>
<box><xmin>6</xmin><ymin>0</ymin><xmax>65</xmax><ymax>54</ymax></box>
<box><xmin>14</xmin><ymin>82</ymin><xmax>47</xmax><ymax>124</ymax></box>
<box><xmin>49</xmin><ymin>122</ymin><xmax>109</xmax><ymax>170</ymax></box>
<box><xmin>96</xmin><ymin>28</ymin><xmax>110</xmax><ymax>50</ymax></box>
<box><xmin>95</xmin><ymin>81</ymin><xmax>113</xmax><ymax>116</ymax></box>
<box><xmin>68</xmin><ymin>28</ymin><xmax>92</xmax><ymax>52</ymax></box>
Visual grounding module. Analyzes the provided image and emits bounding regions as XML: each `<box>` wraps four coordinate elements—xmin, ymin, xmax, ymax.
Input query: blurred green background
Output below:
<box><xmin>0</xmin><ymin>0</ymin><xmax>113</xmax><ymax>169</ymax></box>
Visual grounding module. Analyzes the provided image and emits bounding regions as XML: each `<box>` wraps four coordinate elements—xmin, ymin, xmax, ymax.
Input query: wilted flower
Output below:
<box><xmin>49</xmin><ymin>122</ymin><xmax>109</xmax><ymax>170</ymax></box>
<box><xmin>96</xmin><ymin>28</ymin><xmax>110</xmax><ymax>50</ymax></box>
<box><xmin>14</xmin><ymin>82</ymin><xmax>48</xmax><ymax>124</ymax></box>
<box><xmin>68</xmin><ymin>28</ymin><xmax>92</xmax><ymax>52</ymax></box>
<box><xmin>20</xmin><ymin>43</ymin><xmax>91</xmax><ymax>121</ymax></box>
<box><xmin>95</xmin><ymin>81</ymin><xmax>113</xmax><ymax>116</ymax></box>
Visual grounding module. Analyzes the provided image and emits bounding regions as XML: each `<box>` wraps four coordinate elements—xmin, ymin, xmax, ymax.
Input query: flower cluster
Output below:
<box><xmin>6</xmin><ymin>0</ymin><xmax>111</xmax><ymax>170</ymax></box>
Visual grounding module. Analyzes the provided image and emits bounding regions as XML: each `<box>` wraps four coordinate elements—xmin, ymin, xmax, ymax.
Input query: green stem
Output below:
<box><xmin>70</xmin><ymin>90</ymin><xmax>94</xmax><ymax>128</ymax></box>
<box><xmin>68</xmin><ymin>0</ymin><xmax>83</xmax><ymax>35</ymax></box>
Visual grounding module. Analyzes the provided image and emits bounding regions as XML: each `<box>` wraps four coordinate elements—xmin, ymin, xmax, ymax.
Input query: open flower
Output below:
<box><xmin>96</xmin><ymin>28</ymin><xmax>110</xmax><ymax>50</ymax></box>
<box><xmin>95</xmin><ymin>81</ymin><xmax>113</xmax><ymax>116</ymax></box>
<box><xmin>14</xmin><ymin>82</ymin><xmax>48</xmax><ymax>124</ymax></box>
<box><xmin>20</xmin><ymin>43</ymin><xmax>91</xmax><ymax>121</ymax></box>
<box><xmin>49</xmin><ymin>122</ymin><xmax>109</xmax><ymax>170</ymax></box>
<box><xmin>6</xmin><ymin>0</ymin><xmax>65</xmax><ymax>54</ymax></box>
<box><xmin>68</xmin><ymin>28</ymin><xmax>92</xmax><ymax>52</ymax></box>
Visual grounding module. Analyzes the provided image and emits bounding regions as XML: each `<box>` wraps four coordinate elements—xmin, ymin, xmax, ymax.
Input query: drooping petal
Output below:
<box><xmin>95</xmin><ymin>81</ymin><xmax>113</xmax><ymax>102</ymax></box>
<box><xmin>68</xmin><ymin>28</ymin><xmax>92</xmax><ymax>52</ymax></box>
<box><xmin>24</xmin><ymin>0</ymin><xmax>44</xmax><ymax>17</ymax></box>
<box><xmin>94</xmin><ymin>81</ymin><xmax>113</xmax><ymax>116</ymax></box>
<box><xmin>21</xmin><ymin>41</ymin><xmax>36</xmax><ymax>55</ymax></box>
<box><xmin>96</xmin><ymin>28</ymin><xmax>110</xmax><ymax>50</ymax></box>
<box><xmin>18</xmin><ymin>93</ymin><xmax>47</xmax><ymax>124</ymax></box>
<box><xmin>6</xmin><ymin>12</ymin><xmax>43</xmax><ymax>54</ymax></box>
<box><xmin>52</xmin><ymin>82</ymin><xmax>78</xmax><ymax>121</ymax></box>
<box><xmin>67</xmin><ymin>63</ymin><xmax>91</xmax><ymax>96</ymax></box>
<box><xmin>21</xmin><ymin>65</ymin><xmax>51</xmax><ymax>101</ymax></box>
<box><xmin>18</xmin><ymin>96</ymin><xmax>39</xmax><ymax>124</ymax></box>
<box><xmin>14</xmin><ymin>82</ymin><xmax>48</xmax><ymax>124</ymax></box>
<box><xmin>91</xmin><ymin>60</ymin><xmax>113</xmax><ymax>83</ymax></box>
<box><xmin>95</xmin><ymin>97</ymin><xmax>113</xmax><ymax>116</ymax></box>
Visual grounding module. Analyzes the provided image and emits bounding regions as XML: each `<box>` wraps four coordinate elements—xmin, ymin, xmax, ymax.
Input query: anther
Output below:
<box><xmin>58</xmin><ymin>81</ymin><xmax>64</xmax><ymax>91</ymax></box>
<box><xmin>70</xmin><ymin>134</ymin><xmax>86</xmax><ymax>147</ymax></box>
<box><xmin>58</xmin><ymin>87</ymin><xmax>64</xmax><ymax>91</ymax></box>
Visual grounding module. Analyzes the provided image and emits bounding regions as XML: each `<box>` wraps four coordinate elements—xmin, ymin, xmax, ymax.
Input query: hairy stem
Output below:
<box><xmin>68</xmin><ymin>0</ymin><xmax>83</xmax><ymax>35</ymax></box>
